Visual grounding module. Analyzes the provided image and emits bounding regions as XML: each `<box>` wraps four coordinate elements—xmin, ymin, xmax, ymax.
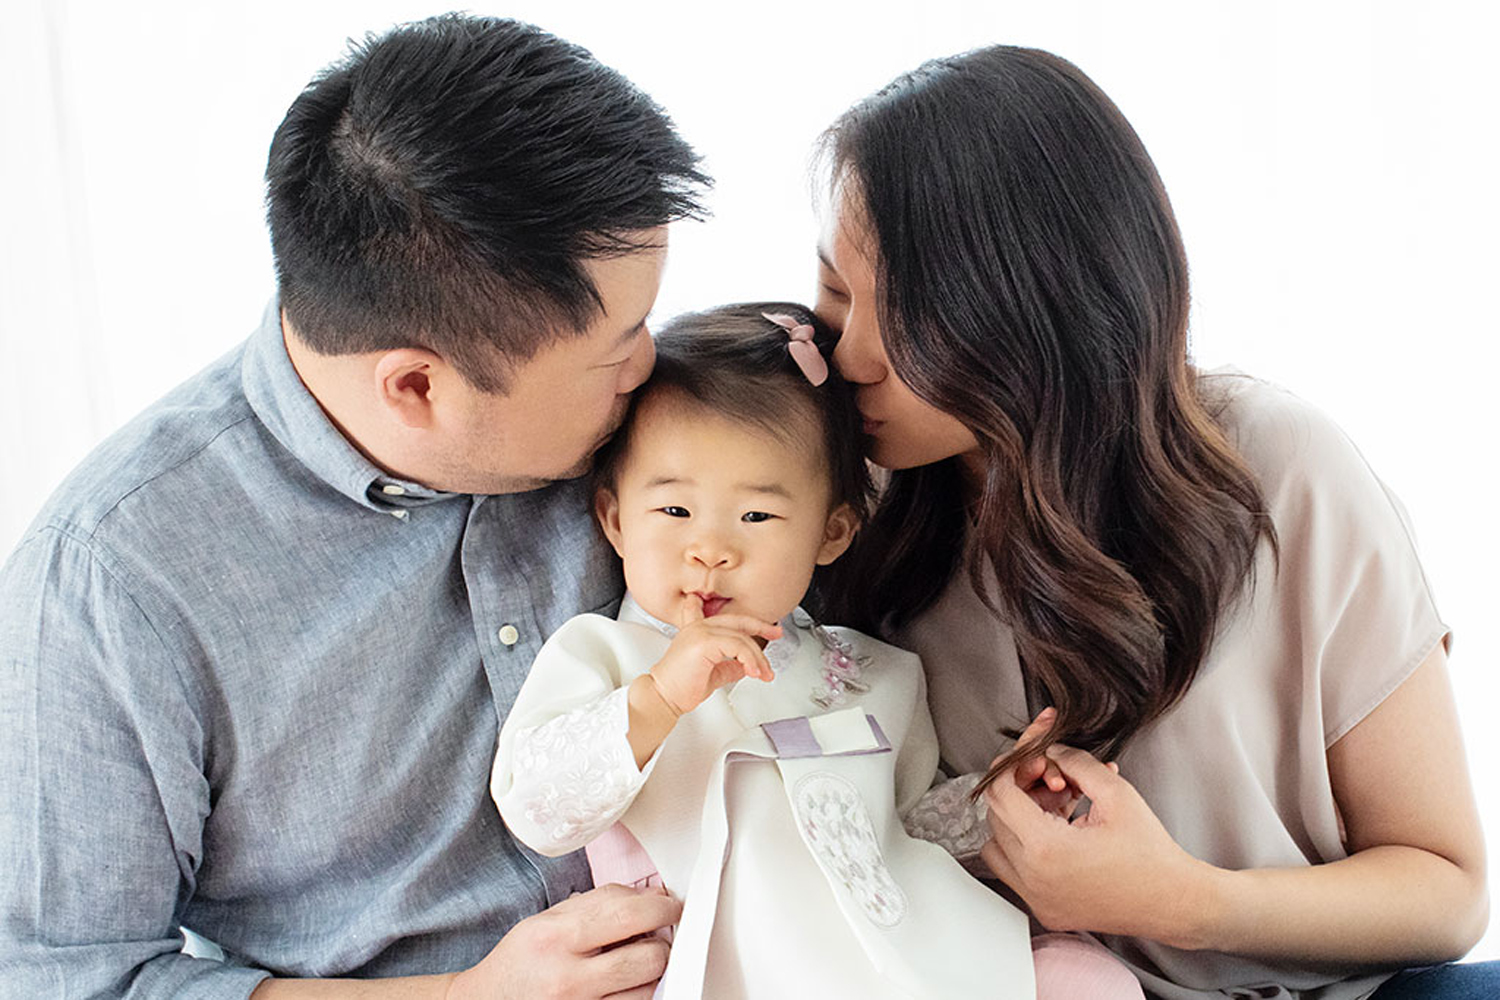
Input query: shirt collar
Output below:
<box><xmin>241</xmin><ymin>297</ymin><xmax>456</xmax><ymax>514</ymax></box>
<box><xmin>618</xmin><ymin>592</ymin><xmax>804</xmax><ymax>673</ymax></box>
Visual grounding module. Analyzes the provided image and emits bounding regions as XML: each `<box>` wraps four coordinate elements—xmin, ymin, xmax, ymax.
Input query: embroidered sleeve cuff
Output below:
<box><xmin>504</xmin><ymin>687</ymin><xmax>655</xmax><ymax>855</ymax></box>
<box><xmin>902</xmin><ymin>771</ymin><xmax>991</xmax><ymax>860</ymax></box>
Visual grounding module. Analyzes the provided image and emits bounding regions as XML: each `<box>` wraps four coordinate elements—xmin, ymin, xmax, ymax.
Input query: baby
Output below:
<box><xmin>491</xmin><ymin>303</ymin><xmax>1142</xmax><ymax>999</ymax></box>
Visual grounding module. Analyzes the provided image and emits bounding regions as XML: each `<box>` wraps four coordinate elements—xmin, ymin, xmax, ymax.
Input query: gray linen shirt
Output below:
<box><xmin>0</xmin><ymin>301</ymin><xmax>623</xmax><ymax>998</ymax></box>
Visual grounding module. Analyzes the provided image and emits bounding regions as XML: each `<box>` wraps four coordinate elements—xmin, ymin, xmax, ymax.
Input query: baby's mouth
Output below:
<box><xmin>695</xmin><ymin>592</ymin><xmax>730</xmax><ymax>617</ymax></box>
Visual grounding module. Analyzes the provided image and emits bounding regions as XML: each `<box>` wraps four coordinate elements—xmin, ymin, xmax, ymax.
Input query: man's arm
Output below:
<box><xmin>1</xmin><ymin>530</ymin><xmax>683</xmax><ymax>999</ymax></box>
<box><xmin>0</xmin><ymin>528</ymin><xmax>270</xmax><ymax>997</ymax></box>
<box><xmin>252</xmin><ymin>883</ymin><xmax>680</xmax><ymax>1000</ymax></box>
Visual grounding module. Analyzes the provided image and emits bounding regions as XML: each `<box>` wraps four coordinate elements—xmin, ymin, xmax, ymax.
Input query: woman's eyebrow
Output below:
<box><xmin>816</xmin><ymin>246</ymin><xmax>837</xmax><ymax>272</ymax></box>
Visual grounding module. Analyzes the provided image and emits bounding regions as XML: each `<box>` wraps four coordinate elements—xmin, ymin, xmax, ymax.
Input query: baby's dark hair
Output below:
<box><xmin>595</xmin><ymin>302</ymin><xmax>872</xmax><ymax>520</ymax></box>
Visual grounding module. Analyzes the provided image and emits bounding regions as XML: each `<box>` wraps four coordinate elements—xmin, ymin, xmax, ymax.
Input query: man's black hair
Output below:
<box><xmin>265</xmin><ymin>13</ymin><xmax>709</xmax><ymax>391</ymax></box>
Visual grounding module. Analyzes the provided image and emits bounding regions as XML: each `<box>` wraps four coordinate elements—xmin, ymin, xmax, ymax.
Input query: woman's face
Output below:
<box><xmin>813</xmin><ymin>192</ymin><xmax>981</xmax><ymax>472</ymax></box>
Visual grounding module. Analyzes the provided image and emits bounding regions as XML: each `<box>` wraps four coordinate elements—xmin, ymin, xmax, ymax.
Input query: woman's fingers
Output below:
<box><xmin>1041</xmin><ymin>757</ymin><xmax>1068</xmax><ymax>793</ymax></box>
<box><xmin>1043</xmin><ymin>744</ymin><xmax>1124</xmax><ymax>805</ymax></box>
<box><xmin>986</xmin><ymin>766</ymin><xmax>1056</xmax><ymax>839</ymax></box>
<box><xmin>1015</xmin><ymin>706</ymin><xmax>1058</xmax><ymax>748</ymax></box>
<box><xmin>1008</xmin><ymin>707</ymin><xmax>1066</xmax><ymax>790</ymax></box>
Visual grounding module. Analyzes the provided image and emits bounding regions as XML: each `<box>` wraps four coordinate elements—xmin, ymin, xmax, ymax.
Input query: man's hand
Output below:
<box><xmin>449</xmin><ymin>883</ymin><xmax>682</xmax><ymax>1000</ymax></box>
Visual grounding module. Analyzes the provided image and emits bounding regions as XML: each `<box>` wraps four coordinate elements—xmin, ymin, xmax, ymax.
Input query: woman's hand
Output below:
<box><xmin>980</xmin><ymin>719</ymin><xmax>1212</xmax><ymax>945</ymax></box>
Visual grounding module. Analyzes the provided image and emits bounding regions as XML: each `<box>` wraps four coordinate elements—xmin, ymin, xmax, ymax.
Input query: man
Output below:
<box><xmin>0</xmin><ymin>15</ymin><xmax>707</xmax><ymax>998</ymax></box>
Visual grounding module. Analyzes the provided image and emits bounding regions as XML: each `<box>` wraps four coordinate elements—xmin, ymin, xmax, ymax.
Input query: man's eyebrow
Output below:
<box><xmin>606</xmin><ymin>317</ymin><xmax>649</xmax><ymax>354</ymax></box>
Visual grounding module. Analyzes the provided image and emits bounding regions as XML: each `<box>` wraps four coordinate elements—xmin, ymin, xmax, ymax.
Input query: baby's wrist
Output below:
<box><xmin>626</xmin><ymin>675</ymin><xmax>680</xmax><ymax>769</ymax></box>
<box><xmin>644</xmin><ymin>672</ymin><xmax>685</xmax><ymax>718</ymax></box>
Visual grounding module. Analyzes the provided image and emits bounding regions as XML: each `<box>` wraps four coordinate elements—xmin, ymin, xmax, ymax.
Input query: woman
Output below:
<box><xmin>813</xmin><ymin>46</ymin><xmax>1492</xmax><ymax>999</ymax></box>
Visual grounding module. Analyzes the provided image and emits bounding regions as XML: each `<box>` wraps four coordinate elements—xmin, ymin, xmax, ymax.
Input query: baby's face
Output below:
<box><xmin>597</xmin><ymin>392</ymin><xmax>857</xmax><ymax>628</ymax></box>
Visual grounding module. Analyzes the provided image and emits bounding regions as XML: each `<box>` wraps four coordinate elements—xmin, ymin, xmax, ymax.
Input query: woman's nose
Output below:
<box><xmin>831</xmin><ymin>310</ymin><xmax>884</xmax><ymax>384</ymax></box>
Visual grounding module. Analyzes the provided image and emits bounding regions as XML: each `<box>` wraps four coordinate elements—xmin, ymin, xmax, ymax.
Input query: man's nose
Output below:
<box><xmin>620</xmin><ymin>329</ymin><xmax>656</xmax><ymax>394</ymax></box>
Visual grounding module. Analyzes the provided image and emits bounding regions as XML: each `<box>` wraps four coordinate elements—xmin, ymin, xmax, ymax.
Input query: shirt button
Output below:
<box><xmin>382</xmin><ymin>484</ymin><xmax>407</xmax><ymax>496</ymax></box>
<box><xmin>498</xmin><ymin>624</ymin><xmax>520</xmax><ymax>647</ymax></box>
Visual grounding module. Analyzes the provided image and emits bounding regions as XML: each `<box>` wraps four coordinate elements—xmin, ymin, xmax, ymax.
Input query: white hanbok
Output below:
<box><xmin>491</xmin><ymin>596</ymin><xmax>1034</xmax><ymax>1000</ymax></box>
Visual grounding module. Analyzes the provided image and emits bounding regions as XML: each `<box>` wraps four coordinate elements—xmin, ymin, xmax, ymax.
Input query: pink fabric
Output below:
<box><xmin>585</xmin><ymin>822</ymin><xmax>662</xmax><ymax>889</ymax></box>
<box><xmin>1033</xmin><ymin>932</ymin><xmax>1144</xmax><ymax>999</ymax></box>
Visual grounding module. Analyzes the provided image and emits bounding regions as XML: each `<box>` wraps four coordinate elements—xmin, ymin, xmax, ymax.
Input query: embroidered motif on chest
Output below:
<box><xmin>792</xmin><ymin>771</ymin><xmax>907</xmax><ymax>927</ymax></box>
<box><xmin>808</xmin><ymin>623</ymin><xmax>872</xmax><ymax>710</ymax></box>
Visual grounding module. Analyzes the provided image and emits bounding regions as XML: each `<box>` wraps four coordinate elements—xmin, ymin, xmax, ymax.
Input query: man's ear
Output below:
<box><xmin>815</xmin><ymin>503</ymin><xmax>860</xmax><ymax>566</ymax></box>
<box><xmin>595</xmin><ymin>488</ymin><xmax>625</xmax><ymax>558</ymax></box>
<box><xmin>374</xmin><ymin>349</ymin><xmax>444</xmax><ymax>429</ymax></box>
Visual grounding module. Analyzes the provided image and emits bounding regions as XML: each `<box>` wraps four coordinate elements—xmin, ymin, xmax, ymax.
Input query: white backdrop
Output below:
<box><xmin>3</xmin><ymin>0</ymin><xmax>1497</xmax><ymax>963</ymax></box>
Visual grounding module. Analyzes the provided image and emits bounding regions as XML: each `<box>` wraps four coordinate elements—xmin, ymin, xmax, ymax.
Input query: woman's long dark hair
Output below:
<box><xmin>819</xmin><ymin>47</ymin><xmax>1276</xmax><ymax>789</ymax></box>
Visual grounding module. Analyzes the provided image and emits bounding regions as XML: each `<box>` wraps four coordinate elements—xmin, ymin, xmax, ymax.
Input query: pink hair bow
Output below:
<box><xmin>761</xmin><ymin>312</ymin><xmax>829</xmax><ymax>386</ymax></box>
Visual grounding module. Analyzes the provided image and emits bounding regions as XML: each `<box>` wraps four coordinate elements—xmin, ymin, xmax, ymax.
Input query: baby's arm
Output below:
<box><xmin>492</xmin><ymin>608</ymin><xmax>779</xmax><ymax>855</ymax></box>
<box><xmin>890</xmin><ymin>652</ymin><xmax>993</xmax><ymax>864</ymax></box>
<box><xmin>904</xmin><ymin>772</ymin><xmax>993</xmax><ymax>863</ymax></box>
<box><xmin>492</xmin><ymin>617</ymin><xmax>659</xmax><ymax>856</ymax></box>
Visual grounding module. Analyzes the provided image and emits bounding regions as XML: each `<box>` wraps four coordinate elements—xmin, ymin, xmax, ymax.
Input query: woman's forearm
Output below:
<box><xmin>1171</xmin><ymin>845</ymin><xmax>1488</xmax><ymax>964</ymax></box>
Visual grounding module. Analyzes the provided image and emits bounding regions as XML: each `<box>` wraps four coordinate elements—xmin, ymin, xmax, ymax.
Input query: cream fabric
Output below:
<box><xmin>898</xmin><ymin>373</ymin><xmax>1449</xmax><ymax>1000</ymax></box>
<box><xmin>492</xmin><ymin>598</ymin><xmax>1036</xmax><ymax>999</ymax></box>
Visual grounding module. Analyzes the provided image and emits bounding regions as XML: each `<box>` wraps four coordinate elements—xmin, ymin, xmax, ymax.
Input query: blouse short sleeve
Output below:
<box><xmin>1210</xmin><ymin>372</ymin><xmax>1449</xmax><ymax>748</ymax></box>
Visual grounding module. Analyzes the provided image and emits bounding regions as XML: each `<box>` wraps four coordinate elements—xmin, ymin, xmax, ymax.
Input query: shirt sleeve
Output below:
<box><xmin>490</xmin><ymin>615</ymin><xmax>662</xmax><ymax>856</ymax></box>
<box><xmin>1231</xmin><ymin>383</ymin><xmax>1450</xmax><ymax>747</ymax></box>
<box><xmin>0</xmin><ymin>527</ymin><xmax>271</xmax><ymax>999</ymax></box>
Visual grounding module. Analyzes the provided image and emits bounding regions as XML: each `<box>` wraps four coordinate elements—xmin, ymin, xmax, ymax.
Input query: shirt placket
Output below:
<box><xmin>461</xmin><ymin>492</ymin><xmax>591</xmax><ymax>904</ymax></box>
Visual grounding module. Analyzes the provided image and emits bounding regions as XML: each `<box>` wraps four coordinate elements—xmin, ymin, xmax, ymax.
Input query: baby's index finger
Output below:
<box><xmin>705</xmin><ymin>613</ymin><xmax>782</xmax><ymax>640</ymax></box>
<box><xmin>680</xmin><ymin>592</ymin><xmax>705</xmax><ymax>627</ymax></box>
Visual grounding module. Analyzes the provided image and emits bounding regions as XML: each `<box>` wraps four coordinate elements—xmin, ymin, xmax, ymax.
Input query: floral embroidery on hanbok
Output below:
<box><xmin>794</xmin><ymin>771</ymin><xmax>907</xmax><ymax>927</ymax></box>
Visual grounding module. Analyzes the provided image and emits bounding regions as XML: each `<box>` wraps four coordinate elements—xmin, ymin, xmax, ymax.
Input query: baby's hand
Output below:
<box><xmin>648</xmin><ymin>596</ymin><xmax>781</xmax><ymax>716</ymax></box>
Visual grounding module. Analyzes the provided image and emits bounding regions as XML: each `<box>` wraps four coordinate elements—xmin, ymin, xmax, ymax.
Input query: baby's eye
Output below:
<box><xmin>741</xmin><ymin>511</ymin><xmax>776</xmax><ymax>523</ymax></box>
<box><xmin>658</xmin><ymin>506</ymin><xmax>690</xmax><ymax>518</ymax></box>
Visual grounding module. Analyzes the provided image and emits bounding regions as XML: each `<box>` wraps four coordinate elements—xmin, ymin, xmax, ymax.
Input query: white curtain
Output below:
<box><xmin>3</xmin><ymin>0</ymin><xmax>1497</xmax><ymax>960</ymax></box>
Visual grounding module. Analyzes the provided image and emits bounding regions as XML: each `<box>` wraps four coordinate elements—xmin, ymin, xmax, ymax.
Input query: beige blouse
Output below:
<box><xmin>896</xmin><ymin>372</ymin><xmax>1450</xmax><ymax>1000</ymax></box>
